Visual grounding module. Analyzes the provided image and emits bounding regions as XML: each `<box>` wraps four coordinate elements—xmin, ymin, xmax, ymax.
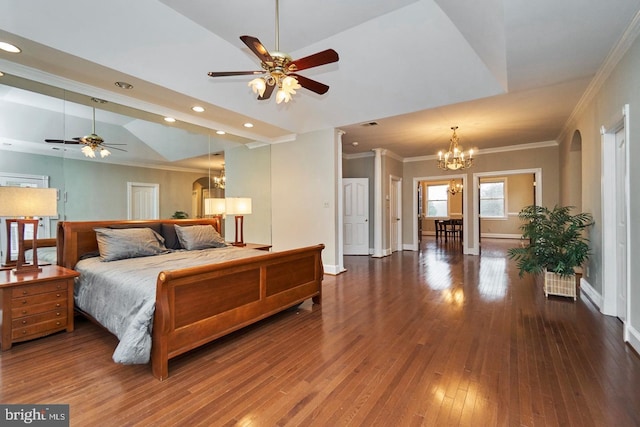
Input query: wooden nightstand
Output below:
<box><xmin>0</xmin><ymin>265</ymin><xmax>79</xmax><ymax>350</ymax></box>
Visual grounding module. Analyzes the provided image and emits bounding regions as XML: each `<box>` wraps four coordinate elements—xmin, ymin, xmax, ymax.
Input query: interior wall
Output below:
<box><xmin>271</xmin><ymin>128</ymin><xmax>339</xmax><ymax>271</ymax></box>
<box><xmin>480</xmin><ymin>174</ymin><xmax>534</xmax><ymax>237</ymax></box>
<box><xmin>558</xmin><ymin>28</ymin><xmax>640</xmax><ymax>347</ymax></box>
<box><xmin>402</xmin><ymin>144</ymin><xmax>560</xmax><ymax>252</ymax></box>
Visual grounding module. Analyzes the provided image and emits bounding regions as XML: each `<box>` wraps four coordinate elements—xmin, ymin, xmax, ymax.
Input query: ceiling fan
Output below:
<box><xmin>45</xmin><ymin>107</ymin><xmax>126</xmax><ymax>158</ymax></box>
<box><xmin>207</xmin><ymin>0</ymin><xmax>339</xmax><ymax>103</ymax></box>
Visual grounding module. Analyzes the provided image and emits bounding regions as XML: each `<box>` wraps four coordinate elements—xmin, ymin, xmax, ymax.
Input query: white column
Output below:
<box><xmin>336</xmin><ymin>130</ymin><xmax>346</xmax><ymax>273</ymax></box>
<box><xmin>372</xmin><ymin>148</ymin><xmax>384</xmax><ymax>258</ymax></box>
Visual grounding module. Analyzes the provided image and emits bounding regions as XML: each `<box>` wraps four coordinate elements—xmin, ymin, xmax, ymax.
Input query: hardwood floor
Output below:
<box><xmin>2</xmin><ymin>237</ymin><xmax>640</xmax><ymax>426</ymax></box>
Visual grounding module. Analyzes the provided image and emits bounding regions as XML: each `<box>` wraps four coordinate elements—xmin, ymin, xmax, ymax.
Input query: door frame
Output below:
<box><xmin>601</xmin><ymin>104</ymin><xmax>630</xmax><ymax>340</ymax></box>
<box><xmin>389</xmin><ymin>175</ymin><xmax>402</xmax><ymax>253</ymax></box>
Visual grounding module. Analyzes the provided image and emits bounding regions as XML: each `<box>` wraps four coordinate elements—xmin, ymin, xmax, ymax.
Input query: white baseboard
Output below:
<box><xmin>323</xmin><ymin>264</ymin><xmax>343</xmax><ymax>275</ymax></box>
<box><xmin>627</xmin><ymin>324</ymin><xmax>640</xmax><ymax>355</ymax></box>
<box><xmin>403</xmin><ymin>243</ymin><xmax>418</xmax><ymax>251</ymax></box>
<box><xmin>580</xmin><ymin>277</ymin><xmax>602</xmax><ymax>310</ymax></box>
<box><xmin>480</xmin><ymin>233</ymin><xmax>521</xmax><ymax>239</ymax></box>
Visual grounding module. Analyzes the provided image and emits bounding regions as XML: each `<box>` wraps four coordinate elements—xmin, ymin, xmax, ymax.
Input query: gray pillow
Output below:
<box><xmin>174</xmin><ymin>224</ymin><xmax>227</xmax><ymax>250</ymax></box>
<box><xmin>94</xmin><ymin>227</ymin><xmax>168</xmax><ymax>261</ymax></box>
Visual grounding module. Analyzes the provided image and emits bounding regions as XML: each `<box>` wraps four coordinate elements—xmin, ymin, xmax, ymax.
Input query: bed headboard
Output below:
<box><xmin>57</xmin><ymin>218</ymin><xmax>222</xmax><ymax>269</ymax></box>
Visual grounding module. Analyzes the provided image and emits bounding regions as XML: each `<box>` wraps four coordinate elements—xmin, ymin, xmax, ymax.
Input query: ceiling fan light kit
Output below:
<box><xmin>208</xmin><ymin>0</ymin><xmax>338</xmax><ymax>103</ymax></box>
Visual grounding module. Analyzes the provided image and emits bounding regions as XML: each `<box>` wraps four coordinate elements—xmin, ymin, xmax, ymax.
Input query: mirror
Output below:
<box><xmin>0</xmin><ymin>72</ymin><xmax>270</xmax><ymax>253</ymax></box>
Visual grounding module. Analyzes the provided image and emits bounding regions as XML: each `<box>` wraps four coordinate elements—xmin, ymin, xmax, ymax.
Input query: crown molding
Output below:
<box><xmin>403</xmin><ymin>140</ymin><xmax>557</xmax><ymax>163</ymax></box>
<box><xmin>558</xmin><ymin>9</ymin><xmax>640</xmax><ymax>142</ymax></box>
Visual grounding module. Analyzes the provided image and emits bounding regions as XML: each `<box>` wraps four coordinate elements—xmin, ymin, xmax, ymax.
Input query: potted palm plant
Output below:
<box><xmin>507</xmin><ymin>205</ymin><xmax>594</xmax><ymax>300</ymax></box>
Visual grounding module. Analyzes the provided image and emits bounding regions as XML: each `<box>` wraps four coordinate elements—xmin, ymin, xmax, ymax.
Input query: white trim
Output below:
<box><xmin>580</xmin><ymin>277</ymin><xmax>602</xmax><ymax>310</ymax></box>
<box><xmin>323</xmin><ymin>263</ymin><xmax>342</xmax><ymax>275</ymax></box>
<box><xmin>480</xmin><ymin>233</ymin><xmax>521</xmax><ymax>239</ymax></box>
<box><xmin>372</xmin><ymin>149</ymin><xmax>385</xmax><ymax>258</ymax></box>
<box><xmin>600</xmin><ymin>105</ymin><xmax>631</xmax><ymax>339</ymax></box>
<box><xmin>628</xmin><ymin>324</ymin><xmax>640</xmax><ymax>356</ymax></box>
<box><xmin>404</xmin><ymin>140</ymin><xmax>557</xmax><ymax>163</ymax></box>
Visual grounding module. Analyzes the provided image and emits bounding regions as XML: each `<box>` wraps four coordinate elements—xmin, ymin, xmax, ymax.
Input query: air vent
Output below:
<box><xmin>361</xmin><ymin>121</ymin><xmax>378</xmax><ymax>127</ymax></box>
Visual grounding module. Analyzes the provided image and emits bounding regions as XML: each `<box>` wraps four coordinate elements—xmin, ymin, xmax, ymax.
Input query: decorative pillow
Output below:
<box><xmin>94</xmin><ymin>227</ymin><xmax>169</xmax><ymax>262</ymax></box>
<box><xmin>174</xmin><ymin>224</ymin><xmax>227</xmax><ymax>250</ymax></box>
<box><xmin>161</xmin><ymin>223</ymin><xmax>182</xmax><ymax>250</ymax></box>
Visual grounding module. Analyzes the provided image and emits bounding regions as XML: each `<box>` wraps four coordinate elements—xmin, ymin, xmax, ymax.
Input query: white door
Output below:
<box><xmin>390</xmin><ymin>176</ymin><xmax>402</xmax><ymax>253</ymax></box>
<box><xmin>615</xmin><ymin>128</ymin><xmax>627</xmax><ymax>322</ymax></box>
<box><xmin>128</xmin><ymin>182</ymin><xmax>159</xmax><ymax>220</ymax></box>
<box><xmin>343</xmin><ymin>178</ymin><xmax>369</xmax><ymax>255</ymax></box>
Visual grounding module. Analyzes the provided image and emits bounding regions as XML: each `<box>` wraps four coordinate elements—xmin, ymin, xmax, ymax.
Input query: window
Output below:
<box><xmin>426</xmin><ymin>184</ymin><xmax>448</xmax><ymax>217</ymax></box>
<box><xmin>480</xmin><ymin>180</ymin><xmax>506</xmax><ymax>218</ymax></box>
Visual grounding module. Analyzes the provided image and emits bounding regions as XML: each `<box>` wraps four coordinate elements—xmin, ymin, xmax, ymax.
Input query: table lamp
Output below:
<box><xmin>225</xmin><ymin>197</ymin><xmax>252</xmax><ymax>246</ymax></box>
<box><xmin>204</xmin><ymin>197</ymin><xmax>226</xmax><ymax>233</ymax></box>
<box><xmin>0</xmin><ymin>187</ymin><xmax>57</xmax><ymax>274</ymax></box>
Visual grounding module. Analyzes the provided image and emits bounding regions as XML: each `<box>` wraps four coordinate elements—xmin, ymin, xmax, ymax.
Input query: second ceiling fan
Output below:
<box><xmin>45</xmin><ymin>107</ymin><xmax>126</xmax><ymax>158</ymax></box>
<box><xmin>207</xmin><ymin>0</ymin><xmax>339</xmax><ymax>103</ymax></box>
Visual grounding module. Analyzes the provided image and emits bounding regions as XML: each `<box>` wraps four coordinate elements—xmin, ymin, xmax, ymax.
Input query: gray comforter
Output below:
<box><xmin>74</xmin><ymin>247</ymin><xmax>268</xmax><ymax>364</ymax></box>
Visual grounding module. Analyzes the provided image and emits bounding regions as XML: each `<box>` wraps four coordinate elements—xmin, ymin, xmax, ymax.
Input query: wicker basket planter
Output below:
<box><xmin>544</xmin><ymin>269</ymin><xmax>577</xmax><ymax>300</ymax></box>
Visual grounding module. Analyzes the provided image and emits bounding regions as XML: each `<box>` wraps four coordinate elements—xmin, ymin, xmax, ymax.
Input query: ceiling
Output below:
<box><xmin>1</xmin><ymin>0</ymin><xmax>640</xmax><ymax>166</ymax></box>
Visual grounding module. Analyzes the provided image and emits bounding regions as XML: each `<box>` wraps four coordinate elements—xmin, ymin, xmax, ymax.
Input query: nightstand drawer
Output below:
<box><xmin>12</xmin><ymin>309</ymin><xmax>67</xmax><ymax>329</ymax></box>
<box><xmin>12</xmin><ymin>318</ymin><xmax>67</xmax><ymax>341</ymax></box>
<box><xmin>12</xmin><ymin>291</ymin><xmax>67</xmax><ymax>310</ymax></box>
<box><xmin>12</xmin><ymin>298</ymin><xmax>67</xmax><ymax>318</ymax></box>
<box><xmin>11</xmin><ymin>280</ymin><xmax>68</xmax><ymax>298</ymax></box>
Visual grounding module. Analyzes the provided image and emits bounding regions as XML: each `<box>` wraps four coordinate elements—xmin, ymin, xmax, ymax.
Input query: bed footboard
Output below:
<box><xmin>151</xmin><ymin>244</ymin><xmax>324</xmax><ymax>380</ymax></box>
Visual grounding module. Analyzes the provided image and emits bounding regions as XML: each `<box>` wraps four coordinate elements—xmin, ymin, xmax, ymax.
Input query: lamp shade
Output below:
<box><xmin>225</xmin><ymin>197</ymin><xmax>252</xmax><ymax>215</ymax></box>
<box><xmin>204</xmin><ymin>198</ymin><xmax>226</xmax><ymax>215</ymax></box>
<box><xmin>0</xmin><ymin>187</ymin><xmax>57</xmax><ymax>217</ymax></box>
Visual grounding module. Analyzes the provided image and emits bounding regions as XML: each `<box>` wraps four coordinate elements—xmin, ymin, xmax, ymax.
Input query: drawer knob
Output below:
<box><xmin>56</xmin><ymin>294</ymin><xmax>61</xmax><ymax>298</ymax></box>
<box><xmin>22</xmin><ymin>300</ymin><xmax>27</xmax><ymax>305</ymax></box>
<box><xmin>55</xmin><ymin>303</ymin><xmax>61</xmax><ymax>308</ymax></box>
<box><xmin>21</xmin><ymin>310</ymin><xmax>27</xmax><ymax>315</ymax></box>
<box><xmin>22</xmin><ymin>330</ymin><xmax>27</xmax><ymax>335</ymax></box>
<box><xmin>56</xmin><ymin>312</ymin><xmax>61</xmax><ymax>316</ymax></box>
<box><xmin>55</xmin><ymin>321</ymin><xmax>61</xmax><ymax>326</ymax></box>
<box><xmin>22</xmin><ymin>290</ymin><xmax>28</xmax><ymax>295</ymax></box>
<box><xmin>21</xmin><ymin>320</ymin><xmax>27</xmax><ymax>325</ymax></box>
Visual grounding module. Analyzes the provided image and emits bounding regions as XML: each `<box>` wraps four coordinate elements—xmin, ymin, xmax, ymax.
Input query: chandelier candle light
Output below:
<box><xmin>438</xmin><ymin>126</ymin><xmax>474</xmax><ymax>171</ymax></box>
<box><xmin>448</xmin><ymin>179</ymin><xmax>463</xmax><ymax>195</ymax></box>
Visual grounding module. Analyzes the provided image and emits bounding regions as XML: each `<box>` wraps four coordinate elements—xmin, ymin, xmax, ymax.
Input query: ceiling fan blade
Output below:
<box><xmin>258</xmin><ymin>83</ymin><xmax>275</xmax><ymax>100</ymax></box>
<box><xmin>290</xmin><ymin>49</ymin><xmax>339</xmax><ymax>72</ymax></box>
<box><xmin>239</xmin><ymin>35</ymin><xmax>273</xmax><ymax>64</ymax></box>
<box><xmin>104</xmin><ymin>145</ymin><xmax>127</xmax><ymax>152</ymax></box>
<box><xmin>208</xmin><ymin>71</ymin><xmax>264</xmax><ymax>77</ymax></box>
<box><xmin>291</xmin><ymin>74</ymin><xmax>330</xmax><ymax>95</ymax></box>
<box><xmin>45</xmin><ymin>139</ymin><xmax>79</xmax><ymax>144</ymax></box>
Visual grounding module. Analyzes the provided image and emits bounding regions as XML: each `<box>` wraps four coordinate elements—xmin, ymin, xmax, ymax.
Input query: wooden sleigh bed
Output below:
<box><xmin>56</xmin><ymin>218</ymin><xmax>324</xmax><ymax>380</ymax></box>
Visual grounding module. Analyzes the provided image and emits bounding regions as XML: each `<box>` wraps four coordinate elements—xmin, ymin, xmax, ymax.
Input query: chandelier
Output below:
<box><xmin>437</xmin><ymin>126</ymin><xmax>473</xmax><ymax>171</ymax></box>
<box><xmin>448</xmin><ymin>179</ymin><xmax>463</xmax><ymax>195</ymax></box>
<box><xmin>214</xmin><ymin>165</ymin><xmax>226</xmax><ymax>189</ymax></box>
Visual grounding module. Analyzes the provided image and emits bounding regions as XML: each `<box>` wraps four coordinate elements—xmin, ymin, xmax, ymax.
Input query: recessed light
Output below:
<box><xmin>0</xmin><ymin>42</ymin><xmax>21</xmax><ymax>53</ymax></box>
<box><xmin>91</xmin><ymin>97</ymin><xmax>107</xmax><ymax>104</ymax></box>
<box><xmin>216</xmin><ymin>130</ymin><xmax>226</xmax><ymax>135</ymax></box>
<box><xmin>115</xmin><ymin>81</ymin><xmax>133</xmax><ymax>89</ymax></box>
<box><xmin>0</xmin><ymin>71</ymin><xmax>4</xmax><ymax>77</ymax></box>
<box><xmin>352</xmin><ymin>141</ymin><xmax>359</xmax><ymax>147</ymax></box>
<box><xmin>164</xmin><ymin>117</ymin><xmax>176</xmax><ymax>123</ymax></box>
<box><xmin>243</xmin><ymin>122</ymin><xmax>254</xmax><ymax>128</ymax></box>
<box><xmin>192</xmin><ymin>106</ymin><xmax>205</xmax><ymax>113</ymax></box>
